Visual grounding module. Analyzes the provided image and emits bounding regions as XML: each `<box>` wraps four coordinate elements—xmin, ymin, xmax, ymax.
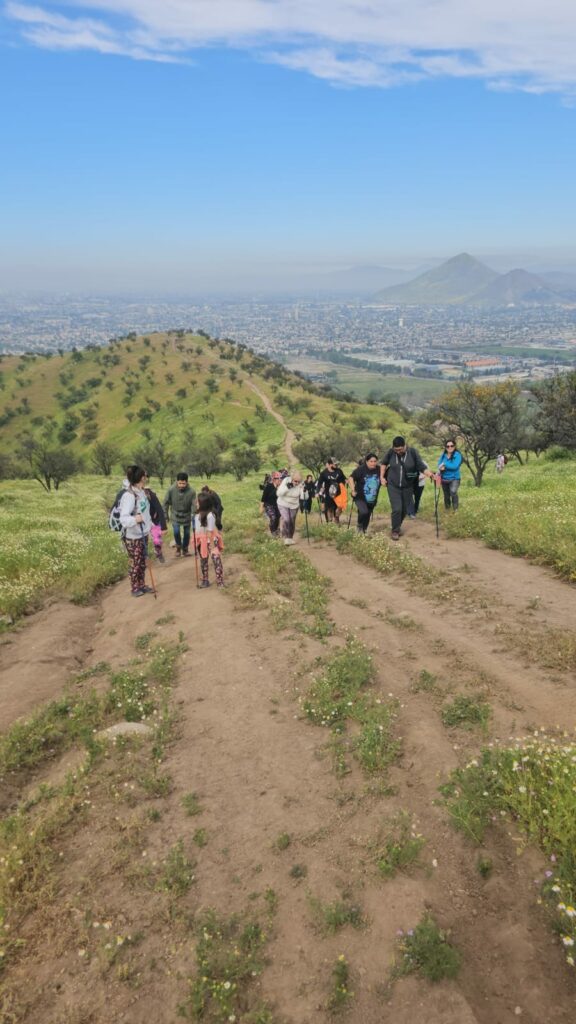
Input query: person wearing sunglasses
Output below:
<box><xmin>437</xmin><ymin>440</ymin><xmax>463</xmax><ymax>511</ymax></box>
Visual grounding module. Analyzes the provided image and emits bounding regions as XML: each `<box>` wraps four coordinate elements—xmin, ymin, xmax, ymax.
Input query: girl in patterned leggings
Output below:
<box><xmin>194</xmin><ymin>493</ymin><xmax>224</xmax><ymax>588</ymax></box>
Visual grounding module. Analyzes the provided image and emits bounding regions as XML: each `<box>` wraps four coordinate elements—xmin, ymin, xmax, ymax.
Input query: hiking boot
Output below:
<box><xmin>200</xmin><ymin>580</ymin><xmax>210</xmax><ymax>588</ymax></box>
<box><xmin>142</xmin><ymin>586</ymin><xmax>155</xmax><ymax>594</ymax></box>
<box><xmin>175</xmin><ymin>547</ymin><xmax>182</xmax><ymax>557</ymax></box>
<box><xmin>182</xmin><ymin>549</ymin><xmax>191</xmax><ymax>558</ymax></box>
<box><xmin>131</xmin><ymin>589</ymin><xmax>145</xmax><ymax>597</ymax></box>
<box><xmin>156</xmin><ymin>553</ymin><xmax>166</xmax><ymax>564</ymax></box>
<box><xmin>391</xmin><ymin>531</ymin><xmax>400</xmax><ymax>541</ymax></box>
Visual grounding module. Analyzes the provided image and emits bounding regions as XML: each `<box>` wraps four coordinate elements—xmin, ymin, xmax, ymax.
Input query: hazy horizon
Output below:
<box><xmin>2</xmin><ymin>2</ymin><xmax>576</xmax><ymax>295</ymax></box>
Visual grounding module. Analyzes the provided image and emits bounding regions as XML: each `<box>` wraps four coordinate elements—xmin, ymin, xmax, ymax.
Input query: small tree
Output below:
<box><xmin>534</xmin><ymin>371</ymin><xmax>576</xmax><ymax>450</ymax></box>
<box><xmin>229</xmin><ymin>446</ymin><xmax>262</xmax><ymax>481</ymax></box>
<box><xmin>91</xmin><ymin>441</ymin><xmax>122</xmax><ymax>477</ymax></box>
<box><xmin>18</xmin><ymin>438</ymin><xmax>83</xmax><ymax>491</ymax></box>
<box><xmin>187</xmin><ymin>443</ymin><xmax>223</xmax><ymax>480</ymax></box>
<box><xmin>132</xmin><ymin>437</ymin><xmax>178</xmax><ymax>487</ymax></box>
<box><xmin>418</xmin><ymin>381</ymin><xmax>526</xmax><ymax>486</ymax></box>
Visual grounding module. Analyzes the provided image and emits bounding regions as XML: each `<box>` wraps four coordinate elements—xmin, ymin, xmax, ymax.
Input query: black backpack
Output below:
<box><xmin>108</xmin><ymin>488</ymin><xmax>131</xmax><ymax>535</ymax></box>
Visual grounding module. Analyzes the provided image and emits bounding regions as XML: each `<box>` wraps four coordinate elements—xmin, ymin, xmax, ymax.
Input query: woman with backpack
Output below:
<box><xmin>119</xmin><ymin>465</ymin><xmax>153</xmax><ymax>597</ymax></box>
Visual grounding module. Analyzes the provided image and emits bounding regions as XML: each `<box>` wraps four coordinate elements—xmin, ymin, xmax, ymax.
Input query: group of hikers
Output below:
<box><xmin>115</xmin><ymin>436</ymin><xmax>464</xmax><ymax>597</ymax></box>
<box><xmin>260</xmin><ymin>436</ymin><xmax>463</xmax><ymax>544</ymax></box>
<box><xmin>117</xmin><ymin>468</ymin><xmax>225</xmax><ymax>597</ymax></box>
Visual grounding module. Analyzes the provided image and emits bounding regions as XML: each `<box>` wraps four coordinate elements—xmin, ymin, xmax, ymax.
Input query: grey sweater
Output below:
<box><xmin>163</xmin><ymin>483</ymin><xmax>196</xmax><ymax>524</ymax></box>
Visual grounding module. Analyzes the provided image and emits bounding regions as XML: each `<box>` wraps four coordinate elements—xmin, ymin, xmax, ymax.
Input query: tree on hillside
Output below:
<box><xmin>17</xmin><ymin>438</ymin><xmax>83</xmax><ymax>491</ymax></box>
<box><xmin>187</xmin><ymin>443</ymin><xmax>223</xmax><ymax>479</ymax></box>
<box><xmin>229</xmin><ymin>446</ymin><xmax>261</xmax><ymax>481</ymax></box>
<box><xmin>132</xmin><ymin>437</ymin><xmax>178</xmax><ymax>486</ymax></box>
<box><xmin>533</xmin><ymin>371</ymin><xmax>576</xmax><ymax>450</ymax></box>
<box><xmin>418</xmin><ymin>381</ymin><xmax>526</xmax><ymax>486</ymax></box>
<box><xmin>293</xmin><ymin>428</ymin><xmax>383</xmax><ymax>475</ymax></box>
<box><xmin>91</xmin><ymin>441</ymin><xmax>122</xmax><ymax>477</ymax></box>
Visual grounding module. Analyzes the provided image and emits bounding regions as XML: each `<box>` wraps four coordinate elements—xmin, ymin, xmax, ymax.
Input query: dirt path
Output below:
<box><xmin>2</xmin><ymin>536</ymin><xmax>576</xmax><ymax>1022</ymax></box>
<box><xmin>244</xmin><ymin>377</ymin><xmax>297</xmax><ymax>464</ymax></box>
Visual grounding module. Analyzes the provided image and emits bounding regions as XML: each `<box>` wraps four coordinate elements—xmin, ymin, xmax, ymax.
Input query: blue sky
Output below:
<box><xmin>2</xmin><ymin>1</ymin><xmax>576</xmax><ymax>291</ymax></box>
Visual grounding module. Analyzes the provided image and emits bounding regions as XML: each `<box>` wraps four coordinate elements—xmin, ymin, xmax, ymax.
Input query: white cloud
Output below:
<box><xmin>6</xmin><ymin>1</ymin><xmax>576</xmax><ymax>94</ymax></box>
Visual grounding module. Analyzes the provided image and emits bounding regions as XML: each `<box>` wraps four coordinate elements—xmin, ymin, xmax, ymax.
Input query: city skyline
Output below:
<box><xmin>2</xmin><ymin>1</ymin><xmax>576</xmax><ymax>292</ymax></box>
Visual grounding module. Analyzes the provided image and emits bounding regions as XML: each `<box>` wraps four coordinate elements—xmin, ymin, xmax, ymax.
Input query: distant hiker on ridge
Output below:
<box><xmin>163</xmin><ymin>472</ymin><xmax>196</xmax><ymax>557</ymax></box>
<box><xmin>380</xmin><ymin>436</ymin><xmax>433</xmax><ymax>541</ymax></box>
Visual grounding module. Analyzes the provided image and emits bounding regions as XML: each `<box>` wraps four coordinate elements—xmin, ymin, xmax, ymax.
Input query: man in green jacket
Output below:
<box><xmin>163</xmin><ymin>473</ymin><xmax>197</xmax><ymax>557</ymax></box>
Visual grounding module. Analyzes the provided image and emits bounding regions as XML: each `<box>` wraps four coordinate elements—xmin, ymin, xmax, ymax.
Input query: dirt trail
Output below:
<box><xmin>2</xmin><ymin>533</ymin><xmax>576</xmax><ymax>1022</ymax></box>
<box><xmin>245</xmin><ymin>377</ymin><xmax>297</xmax><ymax>464</ymax></box>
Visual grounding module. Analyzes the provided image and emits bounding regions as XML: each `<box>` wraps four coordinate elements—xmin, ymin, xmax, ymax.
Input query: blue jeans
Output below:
<box><xmin>173</xmin><ymin>523</ymin><xmax>190</xmax><ymax>551</ymax></box>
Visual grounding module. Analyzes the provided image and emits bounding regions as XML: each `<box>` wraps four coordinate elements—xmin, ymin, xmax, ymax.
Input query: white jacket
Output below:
<box><xmin>119</xmin><ymin>485</ymin><xmax>152</xmax><ymax>540</ymax></box>
<box><xmin>276</xmin><ymin>478</ymin><xmax>302</xmax><ymax>510</ymax></box>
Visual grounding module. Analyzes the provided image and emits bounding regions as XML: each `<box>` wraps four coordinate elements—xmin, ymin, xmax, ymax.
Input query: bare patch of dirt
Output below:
<box><xmin>0</xmin><ymin>601</ymin><xmax>100</xmax><ymax>731</ymax></box>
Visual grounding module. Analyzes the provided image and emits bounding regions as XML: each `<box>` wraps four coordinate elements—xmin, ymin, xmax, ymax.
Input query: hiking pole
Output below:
<box><xmin>191</xmin><ymin>523</ymin><xmax>201</xmax><ymax>589</ymax></box>
<box><xmin>433</xmin><ymin>474</ymin><xmax>441</xmax><ymax>540</ymax></box>
<box><xmin>148</xmin><ymin>559</ymin><xmax>158</xmax><ymax>599</ymax></box>
<box><xmin>304</xmin><ymin>508</ymin><xmax>310</xmax><ymax>544</ymax></box>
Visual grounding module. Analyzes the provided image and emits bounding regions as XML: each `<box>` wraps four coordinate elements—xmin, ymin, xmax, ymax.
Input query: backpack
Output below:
<box><xmin>108</xmin><ymin>488</ymin><xmax>130</xmax><ymax>535</ymax></box>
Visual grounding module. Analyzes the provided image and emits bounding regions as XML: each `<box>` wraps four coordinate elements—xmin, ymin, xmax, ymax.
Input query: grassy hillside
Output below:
<box><xmin>0</xmin><ymin>331</ymin><xmax>409</xmax><ymax>468</ymax></box>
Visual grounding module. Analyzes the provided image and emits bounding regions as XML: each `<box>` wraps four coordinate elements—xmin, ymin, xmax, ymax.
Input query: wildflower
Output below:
<box><xmin>562</xmin><ymin>936</ymin><xmax>574</xmax><ymax>947</ymax></box>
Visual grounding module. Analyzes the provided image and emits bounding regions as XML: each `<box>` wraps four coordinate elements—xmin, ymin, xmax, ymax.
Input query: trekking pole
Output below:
<box><xmin>191</xmin><ymin>523</ymin><xmax>201</xmax><ymax>589</ymax></box>
<box><xmin>346</xmin><ymin>502</ymin><xmax>353</xmax><ymax>530</ymax></box>
<box><xmin>433</xmin><ymin>474</ymin><xmax>441</xmax><ymax>540</ymax></box>
<box><xmin>304</xmin><ymin>509</ymin><xmax>310</xmax><ymax>544</ymax></box>
<box><xmin>147</xmin><ymin>560</ymin><xmax>158</xmax><ymax>599</ymax></box>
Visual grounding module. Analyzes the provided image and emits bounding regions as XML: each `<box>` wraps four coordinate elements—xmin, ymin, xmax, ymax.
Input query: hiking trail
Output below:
<box><xmin>2</xmin><ymin>525</ymin><xmax>576</xmax><ymax>1023</ymax></box>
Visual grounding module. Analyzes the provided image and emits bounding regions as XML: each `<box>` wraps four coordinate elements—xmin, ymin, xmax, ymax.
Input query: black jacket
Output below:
<box><xmin>382</xmin><ymin>447</ymin><xmax>427</xmax><ymax>489</ymax></box>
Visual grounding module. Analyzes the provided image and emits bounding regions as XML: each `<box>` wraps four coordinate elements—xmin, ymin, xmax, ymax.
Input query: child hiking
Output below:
<box><xmin>119</xmin><ymin>465</ymin><xmax>153</xmax><ymax>597</ymax></box>
<box><xmin>194</xmin><ymin>492</ymin><xmax>225</xmax><ymax>588</ymax></box>
<box><xmin>145</xmin><ymin>485</ymin><xmax>167</xmax><ymax>563</ymax></box>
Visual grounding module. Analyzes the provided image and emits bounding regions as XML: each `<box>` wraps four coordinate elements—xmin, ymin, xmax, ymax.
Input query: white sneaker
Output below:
<box><xmin>283</xmin><ymin>538</ymin><xmax>295</xmax><ymax>546</ymax></box>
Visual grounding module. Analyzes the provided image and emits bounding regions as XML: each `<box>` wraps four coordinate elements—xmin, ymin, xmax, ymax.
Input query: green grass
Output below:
<box><xmin>178</xmin><ymin>909</ymin><xmax>274</xmax><ymax>1022</ymax></box>
<box><xmin>441</xmin><ymin>694</ymin><xmax>491</xmax><ymax>732</ymax></box>
<box><xmin>395</xmin><ymin>914</ymin><xmax>461</xmax><ymax>983</ymax></box>
<box><xmin>308</xmin><ymin>894</ymin><xmax>365</xmax><ymax>935</ymax></box>
<box><xmin>440</xmin><ymin>733</ymin><xmax>576</xmax><ymax>968</ymax></box>
<box><xmin>426</xmin><ymin>454</ymin><xmax>576</xmax><ymax>582</ymax></box>
<box><xmin>302</xmin><ymin>638</ymin><xmax>400</xmax><ymax>777</ymax></box>
<box><xmin>328</xmin><ymin>955</ymin><xmax>353</xmax><ymax>1014</ymax></box>
<box><xmin>371</xmin><ymin>813</ymin><xmax>426</xmax><ymax>879</ymax></box>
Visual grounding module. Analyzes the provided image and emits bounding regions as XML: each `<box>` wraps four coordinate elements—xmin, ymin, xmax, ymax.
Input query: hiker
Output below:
<box><xmin>380</xmin><ymin>436</ymin><xmax>433</xmax><ymax>540</ymax></box>
<box><xmin>438</xmin><ymin>440</ymin><xmax>463</xmax><ymax>511</ymax></box>
<box><xmin>300</xmin><ymin>474</ymin><xmax>316</xmax><ymax>514</ymax></box>
<box><xmin>164</xmin><ymin>472</ymin><xmax>196</xmax><ymax>557</ymax></box>
<box><xmin>276</xmin><ymin>471</ymin><xmax>303</xmax><ymax>545</ymax></box>
<box><xmin>145</xmin><ymin>482</ymin><xmax>168</xmax><ymax>563</ymax></box>
<box><xmin>495</xmin><ymin>453</ymin><xmax>507</xmax><ymax>474</ymax></box>
<box><xmin>348</xmin><ymin>453</ymin><xmax>381</xmax><ymax>534</ymax></box>
<box><xmin>260</xmin><ymin>471</ymin><xmax>281</xmax><ymax>536</ymax></box>
<box><xmin>200</xmin><ymin>484</ymin><xmax>223</xmax><ymax>530</ymax></box>
<box><xmin>408</xmin><ymin>463</ymin><xmax>428</xmax><ymax>519</ymax></box>
<box><xmin>317</xmin><ymin>458</ymin><xmax>347</xmax><ymax>523</ymax></box>
<box><xmin>119</xmin><ymin>465</ymin><xmax>152</xmax><ymax>597</ymax></box>
<box><xmin>193</xmin><ymin>492</ymin><xmax>224</xmax><ymax>588</ymax></box>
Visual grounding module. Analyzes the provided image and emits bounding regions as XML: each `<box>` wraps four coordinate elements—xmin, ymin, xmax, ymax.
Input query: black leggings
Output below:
<box><xmin>355</xmin><ymin>499</ymin><xmax>376</xmax><ymax>533</ymax></box>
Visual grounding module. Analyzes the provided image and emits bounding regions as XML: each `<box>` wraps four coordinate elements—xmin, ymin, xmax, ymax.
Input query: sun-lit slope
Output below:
<box><xmin>0</xmin><ymin>331</ymin><xmax>409</xmax><ymax>458</ymax></box>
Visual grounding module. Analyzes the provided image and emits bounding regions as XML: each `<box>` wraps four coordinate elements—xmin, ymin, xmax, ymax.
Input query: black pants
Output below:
<box><xmin>355</xmin><ymin>499</ymin><xmax>376</xmax><ymax>533</ymax></box>
<box><xmin>387</xmin><ymin>484</ymin><xmax>413</xmax><ymax>532</ymax></box>
<box><xmin>413</xmin><ymin>481</ymin><xmax>424</xmax><ymax>514</ymax></box>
